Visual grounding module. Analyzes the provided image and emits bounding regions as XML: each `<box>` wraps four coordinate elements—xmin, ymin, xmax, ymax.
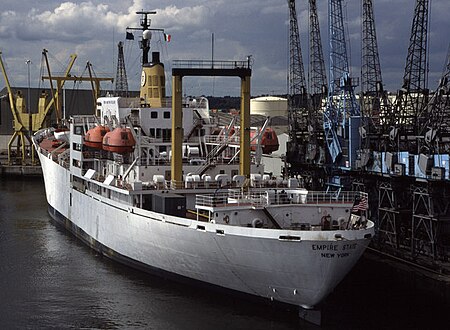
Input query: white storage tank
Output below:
<box><xmin>250</xmin><ymin>96</ymin><xmax>287</xmax><ymax>116</ymax></box>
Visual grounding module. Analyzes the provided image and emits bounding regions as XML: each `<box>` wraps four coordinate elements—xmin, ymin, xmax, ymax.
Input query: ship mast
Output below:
<box><xmin>128</xmin><ymin>11</ymin><xmax>167</xmax><ymax>108</ymax></box>
<box><xmin>126</xmin><ymin>11</ymin><xmax>164</xmax><ymax>66</ymax></box>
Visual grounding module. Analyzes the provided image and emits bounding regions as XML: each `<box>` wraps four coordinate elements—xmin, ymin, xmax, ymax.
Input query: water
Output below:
<box><xmin>0</xmin><ymin>177</ymin><xmax>448</xmax><ymax>329</ymax></box>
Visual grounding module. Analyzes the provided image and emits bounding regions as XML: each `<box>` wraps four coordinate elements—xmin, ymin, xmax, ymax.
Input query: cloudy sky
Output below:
<box><xmin>0</xmin><ymin>0</ymin><xmax>448</xmax><ymax>97</ymax></box>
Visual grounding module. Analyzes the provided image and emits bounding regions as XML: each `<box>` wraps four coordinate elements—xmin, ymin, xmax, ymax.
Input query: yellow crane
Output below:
<box><xmin>0</xmin><ymin>50</ymin><xmax>34</xmax><ymax>164</ymax></box>
<box><xmin>42</xmin><ymin>61</ymin><xmax>114</xmax><ymax>116</ymax></box>
<box><xmin>0</xmin><ymin>50</ymin><xmax>77</xmax><ymax>164</ymax></box>
<box><xmin>1</xmin><ymin>49</ymin><xmax>113</xmax><ymax>165</ymax></box>
<box><xmin>37</xmin><ymin>49</ymin><xmax>77</xmax><ymax>127</ymax></box>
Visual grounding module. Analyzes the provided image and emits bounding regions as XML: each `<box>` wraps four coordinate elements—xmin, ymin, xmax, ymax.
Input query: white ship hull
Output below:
<box><xmin>37</xmin><ymin>149</ymin><xmax>373</xmax><ymax>310</ymax></box>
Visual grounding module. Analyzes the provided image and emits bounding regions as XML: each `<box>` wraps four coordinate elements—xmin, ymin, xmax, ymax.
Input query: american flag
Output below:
<box><xmin>352</xmin><ymin>196</ymin><xmax>368</xmax><ymax>212</ymax></box>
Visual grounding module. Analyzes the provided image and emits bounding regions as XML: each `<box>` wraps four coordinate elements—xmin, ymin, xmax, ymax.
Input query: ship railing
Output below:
<box><xmin>195</xmin><ymin>193</ymin><xmax>230</xmax><ymax>208</ymax></box>
<box><xmin>195</xmin><ymin>190</ymin><xmax>368</xmax><ymax>209</ymax></box>
<box><xmin>169</xmin><ymin>179</ymin><xmax>229</xmax><ymax>190</ymax></box>
<box><xmin>203</xmin><ymin>134</ymin><xmax>240</xmax><ymax>145</ymax></box>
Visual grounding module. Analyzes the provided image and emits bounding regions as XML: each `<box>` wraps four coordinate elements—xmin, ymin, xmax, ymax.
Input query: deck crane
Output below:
<box><xmin>323</xmin><ymin>0</ymin><xmax>361</xmax><ymax>170</ymax></box>
<box><xmin>286</xmin><ymin>0</ymin><xmax>309</xmax><ymax>175</ymax></box>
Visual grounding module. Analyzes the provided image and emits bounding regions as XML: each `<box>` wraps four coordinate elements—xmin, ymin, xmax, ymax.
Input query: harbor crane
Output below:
<box><xmin>0</xmin><ymin>50</ymin><xmax>76</xmax><ymax>164</ymax></box>
<box><xmin>286</xmin><ymin>0</ymin><xmax>328</xmax><ymax>187</ymax></box>
<box><xmin>358</xmin><ymin>0</ymin><xmax>389</xmax><ymax>168</ymax></box>
<box><xmin>323</xmin><ymin>0</ymin><xmax>361</xmax><ymax>172</ymax></box>
<box><xmin>0</xmin><ymin>50</ymin><xmax>32</xmax><ymax>164</ymax></box>
<box><xmin>286</xmin><ymin>0</ymin><xmax>309</xmax><ymax>173</ymax></box>
<box><xmin>282</xmin><ymin>0</ymin><xmax>450</xmax><ymax>272</ymax></box>
<box><xmin>390</xmin><ymin>0</ymin><xmax>429</xmax><ymax>152</ymax></box>
<box><xmin>305</xmin><ymin>0</ymin><xmax>327</xmax><ymax>169</ymax></box>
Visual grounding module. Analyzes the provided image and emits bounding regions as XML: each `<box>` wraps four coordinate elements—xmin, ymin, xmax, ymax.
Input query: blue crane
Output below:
<box><xmin>323</xmin><ymin>0</ymin><xmax>361</xmax><ymax>169</ymax></box>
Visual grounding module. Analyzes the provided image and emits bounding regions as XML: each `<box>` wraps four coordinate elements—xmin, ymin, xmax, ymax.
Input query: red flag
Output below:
<box><xmin>164</xmin><ymin>33</ymin><xmax>171</xmax><ymax>42</ymax></box>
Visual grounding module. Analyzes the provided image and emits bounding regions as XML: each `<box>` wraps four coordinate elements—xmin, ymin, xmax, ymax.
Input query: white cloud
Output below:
<box><xmin>0</xmin><ymin>0</ymin><xmax>448</xmax><ymax>95</ymax></box>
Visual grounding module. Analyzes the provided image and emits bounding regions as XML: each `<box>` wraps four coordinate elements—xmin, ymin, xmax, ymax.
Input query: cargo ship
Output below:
<box><xmin>32</xmin><ymin>11</ymin><xmax>374</xmax><ymax>323</ymax></box>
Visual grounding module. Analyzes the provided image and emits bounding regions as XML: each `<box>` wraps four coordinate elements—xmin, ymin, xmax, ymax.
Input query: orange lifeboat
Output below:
<box><xmin>84</xmin><ymin>125</ymin><xmax>110</xmax><ymax>149</ymax></box>
<box><xmin>250</xmin><ymin>128</ymin><xmax>279</xmax><ymax>154</ymax></box>
<box><xmin>102</xmin><ymin>127</ymin><xmax>136</xmax><ymax>153</ymax></box>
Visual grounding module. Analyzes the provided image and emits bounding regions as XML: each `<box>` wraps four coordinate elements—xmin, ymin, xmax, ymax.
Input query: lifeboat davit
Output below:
<box><xmin>84</xmin><ymin>125</ymin><xmax>110</xmax><ymax>149</ymax></box>
<box><xmin>251</xmin><ymin>128</ymin><xmax>279</xmax><ymax>154</ymax></box>
<box><xmin>102</xmin><ymin>127</ymin><xmax>136</xmax><ymax>153</ymax></box>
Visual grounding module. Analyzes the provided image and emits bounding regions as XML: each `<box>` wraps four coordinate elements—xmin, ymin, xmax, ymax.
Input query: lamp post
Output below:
<box><xmin>26</xmin><ymin>59</ymin><xmax>31</xmax><ymax>133</ymax></box>
<box><xmin>26</xmin><ymin>59</ymin><xmax>32</xmax><ymax>163</ymax></box>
